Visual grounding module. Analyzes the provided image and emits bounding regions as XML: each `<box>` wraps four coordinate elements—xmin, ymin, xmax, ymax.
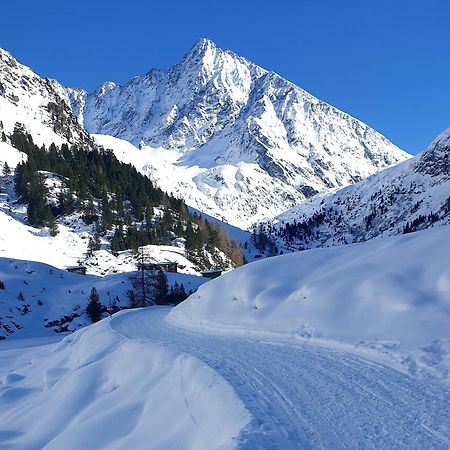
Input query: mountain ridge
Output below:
<box><xmin>0</xmin><ymin>39</ymin><xmax>409</xmax><ymax>228</ymax></box>
<box><xmin>260</xmin><ymin>126</ymin><xmax>450</xmax><ymax>252</ymax></box>
<box><xmin>65</xmin><ymin>38</ymin><xmax>409</xmax><ymax>228</ymax></box>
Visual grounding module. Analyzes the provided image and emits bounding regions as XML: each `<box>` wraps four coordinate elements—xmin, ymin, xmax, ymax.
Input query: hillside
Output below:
<box><xmin>0</xmin><ymin>312</ymin><xmax>249</xmax><ymax>449</ymax></box>
<box><xmin>0</xmin><ymin>257</ymin><xmax>206</xmax><ymax>340</ymax></box>
<box><xmin>0</xmin><ymin>48</ymin><xmax>90</xmax><ymax>147</ymax></box>
<box><xmin>259</xmin><ymin>126</ymin><xmax>450</xmax><ymax>252</ymax></box>
<box><xmin>169</xmin><ymin>225</ymin><xmax>450</xmax><ymax>381</ymax></box>
<box><xmin>1</xmin><ymin>130</ymin><xmax>245</xmax><ymax>275</ymax></box>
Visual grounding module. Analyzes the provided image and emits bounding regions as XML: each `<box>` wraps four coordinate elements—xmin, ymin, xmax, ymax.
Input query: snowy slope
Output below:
<box><xmin>0</xmin><ymin>141</ymin><xmax>27</xmax><ymax>168</ymax></box>
<box><xmin>0</xmin><ymin>314</ymin><xmax>249</xmax><ymax>449</ymax></box>
<box><xmin>169</xmin><ymin>225</ymin><xmax>450</xmax><ymax>381</ymax></box>
<box><xmin>92</xmin><ymin>133</ymin><xmax>303</xmax><ymax>229</ymax></box>
<box><xmin>0</xmin><ymin>173</ymin><xmax>200</xmax><ymax>277</ymax></box>
<box><xmin>0</xmin><ymin>136</ymin><xmax>229</xmax><ymax>276</ymax></box>
<box><xmin>0</xmin><ymin>48</ymin><xmax>90</xmax><ymax>147</ymax></box>
<box><xmin>266</xmin><ymin>126</ymin><xmax>450</xmax><ymax>250</ymax></box>
<box><xmin>70</xmin><ymin>39</ymin><xmax>409</xmax><ymax>228</ymax></box>
<box><xmin>0</xmin><ymin>257</ymin><xmax>206</xmax><ymax>339</ymax></box>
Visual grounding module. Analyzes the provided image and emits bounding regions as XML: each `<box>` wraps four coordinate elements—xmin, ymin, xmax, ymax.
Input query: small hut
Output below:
<box><xmin>66</xmin><ymin>266</ymin><xmax>87</xmax><ymax>275</ymax></box>
<box><xmin>137</xmin><ymin>262</ymin><xmax>178</xmax><ymax>273</ymax></box>
<box><xmin>201</xmin><ymin>268</ymin><xmax>222</xmax><ymax>279</ymax></box>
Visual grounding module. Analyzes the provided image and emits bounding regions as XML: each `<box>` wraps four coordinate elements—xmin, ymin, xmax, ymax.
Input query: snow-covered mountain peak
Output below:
<box><xmin>64</xmin><ymin>39</ymin><xmax>411</xmax><ymax>228</ymax></box>
<box><xmin>0</xmin><ymin>42</ymin><xmax>410</xmax><ymax>228</ymax></box>
<box><xmin>0</xmin><ymin>47</ymin><xmax>90</xmax><ymax>147</ymax></box>
<box><xmin>95</xmin><ymin>81</ymin><xmax>118</xmax><ymax>96</ymax></box>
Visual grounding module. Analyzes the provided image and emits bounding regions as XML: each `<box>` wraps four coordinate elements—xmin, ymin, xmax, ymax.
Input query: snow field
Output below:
<box><xmin>0</xmin><ymin>311</ymin><xmax>250</xmax><ymax>449</ymax></box>
<box><xmin>169</xmin><ymin>225</ymin><xmax>450</xmax><ymax>381</ymax></box>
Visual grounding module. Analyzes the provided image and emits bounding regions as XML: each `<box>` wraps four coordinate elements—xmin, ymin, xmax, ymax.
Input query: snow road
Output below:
<box><xmin>111</xmin><ymin>307</ymin><xmax>450</xmax><ymax>449</ymax></box>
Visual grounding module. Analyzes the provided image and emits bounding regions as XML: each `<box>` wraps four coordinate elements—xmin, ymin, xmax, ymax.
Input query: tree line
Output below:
<box><xmin>10</xmin><ymin>128</ymin><xmax>245</xmax><ymax>269</ymax></box>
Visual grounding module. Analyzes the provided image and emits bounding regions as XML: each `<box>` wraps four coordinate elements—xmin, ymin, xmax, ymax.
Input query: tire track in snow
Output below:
<box><xmin>111</xmin><ymin>307</ymin><xmax>450</xmax><ymax>449</ymax></box>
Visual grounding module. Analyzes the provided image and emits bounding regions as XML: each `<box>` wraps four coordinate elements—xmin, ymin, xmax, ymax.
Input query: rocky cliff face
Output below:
<box><xmin>0</xmin><ymin>48</ymin><xmax>90</xmax><ymax>147</ymax></box>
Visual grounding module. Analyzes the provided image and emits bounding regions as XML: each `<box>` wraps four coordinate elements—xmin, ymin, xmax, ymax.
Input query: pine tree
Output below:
<box><xmin>101</xmin><ymin>191</ymin><xmax>113</xmax><ymax>231</ymax></box>
<box><xmin>87</xmin><ymin>232</ymin><xmax>101</xmax><ymax>256</ymax></box>
<box><xmin>86</xmin><ymin>287</ymin><xmax>103</xmax><ymax>323</ymax></box>
<box><xmin>126</xmin><ymin>289</ymin><xmax>139</xmax><ymax>308</ymax></box>
<box><xmin>168</xmin><ymin>282</ymin><xmax>188</xmax><ymax>304</ymax></box>
<box><xmin>128</xmin><ymin>270</ymin><xmax>156</xmax><ymax>308</ymax></box>
<box><xmin>154</xmin><ymin>270</ymin><xmax>169</xmax><ymax>305</ymax></box>
<box><xmin>57</xmin><ymin>190</ymin><xmax>74</xmax><ymax>216</ymax></box>
<box><xmin>2</xmin><ymin>161</ymin><xmax>10</xmax><ymax>177</ymax></box>
<box><xmin>48</xmin><ymin>216</ymin><xmax>59</xmax><ymax>236</ymax></box>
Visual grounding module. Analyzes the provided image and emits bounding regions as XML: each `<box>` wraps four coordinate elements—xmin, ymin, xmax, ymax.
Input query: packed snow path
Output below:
<box><xmin>111</xmin><ymin>307</ymin><xmax>450</xmax><ymax>449</ymax></box>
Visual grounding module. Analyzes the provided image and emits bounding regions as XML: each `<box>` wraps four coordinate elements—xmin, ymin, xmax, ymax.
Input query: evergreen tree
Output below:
<box><xmin>126</xmin><ymin>289</ymin><xmax>139</xmax><ymax>308</ymax></box>
<box><xmin>128</xmin><ymin>270</ymin><xmax>156</xmax><ymax>308</ymax></box>
<box><xmin>86</xmin><ymin>287</ymin><xmax>103</xmax><ymax>323</ymax></box>
<box><xmin>101</xmin><ymin>191</ymin><xmax>113</xmax><ymax>231</ymax></box>
<box><xmin>145</xmin><ymin>204</ymin><xmax>154</xmax><ymax>224</ymax></box>
<box><xmin>87</xmin><ymin>232</ymin><xmax>101</xmax><ymax>256</ymax></box>
<box><xmin>168</xmin><ymin>282</ymin><xmax>188</xmax><ymax>304</ymax></box>
<box><xmin>2</xmin><ymin>161</ymin><xmax>10</xmax><ymax>177</ymax></box>
<box><xmin>154</xmin><ymin>270</ymin><xmax>169</xmax><ymax>305</ymax></box>
<box><xmin>48</xmin><ymin>215</ymin><xmax>59</xmax><ymax>236</ymax></box>
<box><xmin>57</xmin><ymin>190</ymin><xmax>74</xmax><ymax>216</ymax></box>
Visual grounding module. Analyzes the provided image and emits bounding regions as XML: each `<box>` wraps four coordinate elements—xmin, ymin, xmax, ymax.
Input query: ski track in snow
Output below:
<box><xmin>111</xmin><ymin>307</ymin><xmax>450</xmax><ymax>450</ymax></box>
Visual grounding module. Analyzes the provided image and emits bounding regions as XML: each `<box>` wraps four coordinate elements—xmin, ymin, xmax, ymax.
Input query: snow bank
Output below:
<box><xmin>0</xmin><ymin>312</ymin><xmax>250</xmax><ymax>449</ymax></box>
<box><xmin>169</xmin><ymin>226</ymin><xmax>450</xmax><ymax>380</ymax></box>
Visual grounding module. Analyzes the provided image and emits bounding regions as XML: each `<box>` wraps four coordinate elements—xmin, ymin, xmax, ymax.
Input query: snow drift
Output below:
<box><xmin>0</xmin><ymin>310</ymin><xmax>250</xmax><ymax>449</ymax></box>
<box><xmin>169</xmin><ymin>226</ymin><xmax>450</xmax><ymax>380</ymax></box>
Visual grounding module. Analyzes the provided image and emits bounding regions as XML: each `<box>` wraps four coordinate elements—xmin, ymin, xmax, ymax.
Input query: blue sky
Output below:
<box><xmin>1</xmin><ymin>0</ymin><xmax>449</xmax><ymax>154</ymax></box>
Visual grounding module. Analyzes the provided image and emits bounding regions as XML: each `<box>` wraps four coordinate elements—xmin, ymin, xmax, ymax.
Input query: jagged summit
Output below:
<box><xmin>63</xmin><ymin>39</ymin><xmax>408</xmax><ymax>227</ymax></box>
<box><xmin>189</xmin><ymin>37</ymin><xmax>219</xmax><ymax>54</ymax></box>
<box><xmin>0</xmin><ymin>41</ymin><xmax>410</xmax><ymax>228</ymax></box>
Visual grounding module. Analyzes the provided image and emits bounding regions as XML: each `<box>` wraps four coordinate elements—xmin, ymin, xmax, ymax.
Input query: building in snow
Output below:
<box><xmin>66</xmin><ymin>266</ymin><xmax>87</xmax><ymax>275</ymax></box>
<box><xmin>201</xmin><ymin>269</ymin><xmax>222</xmax><ymax>279</ymax></box>
<box><xmin>137</xmin><ymin>262</ymin><xmax>178</xmax><ymax>273</ymax></box>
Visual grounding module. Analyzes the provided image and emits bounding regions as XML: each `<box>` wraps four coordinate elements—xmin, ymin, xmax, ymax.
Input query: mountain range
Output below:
<box><xmin>0</xmin><ymin>39</ymin><xmax>409</xmax><ymax>228</ymax></box>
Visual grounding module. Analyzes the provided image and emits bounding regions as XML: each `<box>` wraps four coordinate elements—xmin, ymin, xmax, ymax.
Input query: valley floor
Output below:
<box><xmin>113</xmin><ymin>308</ymin><xmax>450</xmax><ymax>449</ymax></box>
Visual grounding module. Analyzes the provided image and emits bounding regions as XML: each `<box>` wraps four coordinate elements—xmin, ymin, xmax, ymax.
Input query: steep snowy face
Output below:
<box><xmin>0</xmin><ymin>48</ymin><xmax>90</xmax><ymax>147</ymax></box>
<box><xmin>413</xmin><ymin>126</ymin><xmax>450</xmax><ymax>179</ymax></box>
<box><xmin>70</xmin><ymin>39</ymin><xmax>409</xmax><ymax>228</ymax></box>
<box><xmin>267</xmin><ymin>126</ymin><xmax>450</xmax><ymax>250</ymax></box>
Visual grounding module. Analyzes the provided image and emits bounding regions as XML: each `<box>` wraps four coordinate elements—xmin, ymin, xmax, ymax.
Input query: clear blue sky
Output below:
<box><xmin>1</xmin><ymin>0</ymin><xmax>449</xmax><ymax>154</ymax></box>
